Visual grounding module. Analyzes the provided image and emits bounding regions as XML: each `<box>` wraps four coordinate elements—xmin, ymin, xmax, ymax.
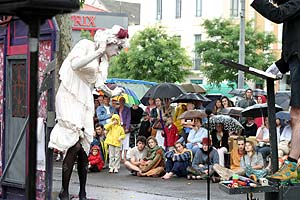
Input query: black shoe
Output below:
<box><xmin>58</xmin><ymin>191</ymin><xmax>70</xmax><ymax>200</ymax></box>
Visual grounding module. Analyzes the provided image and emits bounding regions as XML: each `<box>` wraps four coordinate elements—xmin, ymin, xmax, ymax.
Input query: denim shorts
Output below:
<box><xmin>289</xmin><ymin>55</ymin><xmax>300</xmax><ymax>107</ymax></box>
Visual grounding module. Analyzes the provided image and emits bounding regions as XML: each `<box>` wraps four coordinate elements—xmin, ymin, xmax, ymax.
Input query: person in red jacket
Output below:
<box><xmin>162</xmin><ymin>115</ymin><xmax>179</xmax><ymax>151</ymax></box>
<box><xmin>88</xmin><ymin>146</ymin><xmax>104</xmax><ymax>172</ymax></box>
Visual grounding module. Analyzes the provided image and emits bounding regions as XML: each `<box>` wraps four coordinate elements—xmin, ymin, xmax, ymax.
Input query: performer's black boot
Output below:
<box><xmin>77</xmin><ymin>146</ymin><xmax>88</xmax><ymax>200</ymax></box>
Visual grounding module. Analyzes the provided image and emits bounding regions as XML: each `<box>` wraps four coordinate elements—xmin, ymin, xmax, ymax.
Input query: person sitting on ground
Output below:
<box><xmin>240</xmin><ymin>140</ymin><xmax>269</xmax><ymax>179</ymax></box>
<box><xmin>161</xmin><ymin>138</ymin><xmax>192</xmax><ymax>180</ymax></box>
<box><xmin>230</xmin><ymin>136</ymin><xmax>246</xmax><ymax>173</ymax></box>
<box><xmin>211</xmin><ymin>123</ymin><xmax>229</xmax><ymax>167</ymax></box>
<box><xmin>124</xmin><ymin>136</ymin><xmax>148</xmax><ymax>175</ymax></box>
<box><xmin>186</xmin><ymin>118</ymin><xmax>208</xmax><ymax>155</ymax></box>
<box><xmin>187</xmin><ymin>137</ymin><xmax>219</xmax><ymax>180</ymax></box>
<box><xmin>138</xmin><ymin>136</ymin><xmax>165</xmax><ymax>177</ymax></box>
<box><xmin>162</xmin><ymin>115</ymin><xmax>179</xmax><ymax>151</ymax></box>
<box><xmin>88</xmin><ymin>145</ymin><xmax>104</xmax><ymax>172</ymax></box>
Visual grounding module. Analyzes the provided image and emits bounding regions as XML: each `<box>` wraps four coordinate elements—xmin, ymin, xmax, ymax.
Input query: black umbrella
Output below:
<box><xmin>203</xmin><ymin>93</ymin><xmax>223</xmax><ymax>107</ymax></box>
<box><xmin>141</xmin><ymin>83</ymin><xmax>186</xmax><ymax>105</ymax></box>
<box><xmin>241</xmin><ymin>103</ymin><xmax>283</xmax><ymax>118</ymax></box>
<box><xmin>275</xmin><ymin>91</ymin><xmax>291</xmax><ymax>111</ymax></box>
<box><xmin>171</xmin><ymin>93</ymin><xmax>211</xmax><ymax>103</ymax></box>
<box><xmin>228</xmin><ymin>88</ymin><xmax>246</xmax><ymax>97</ymax></box>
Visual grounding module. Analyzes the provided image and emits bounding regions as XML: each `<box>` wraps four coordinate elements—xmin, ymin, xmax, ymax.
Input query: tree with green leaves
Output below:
<box><xmin>108</xmin><ymin>26</ymin><xmax>192</xmax><ymax>83</ymax></box>
<box><xmin>195</xmin><ymin>18</ymin><xmax>276</xmax><ymax>85</ymax></box>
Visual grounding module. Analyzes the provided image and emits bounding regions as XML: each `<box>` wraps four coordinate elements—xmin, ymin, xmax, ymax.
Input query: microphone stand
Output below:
<box><xmin>205</xmin><ymin>109</ymin><xmax>212</xmax><ymax>200</ymax></box>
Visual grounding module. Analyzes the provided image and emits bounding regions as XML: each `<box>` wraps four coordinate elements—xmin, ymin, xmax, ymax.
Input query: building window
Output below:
<box><xmin>175</xmin><ymin>0</ymin><xmax>182</xmax><ymax>18</ymax></box>
<box><xmin>194</xmin><ymin>34</ymin><xmax>201</xmax><ymax>70</ymax></box>
<box><xmin>196</xmin><ymin>0</ymin><xmax>202</xmax><ymax>17</ymax></box>
<box><xmin>157</xmin><ymin>0</ymin><xmax>162</xmax><ymax>20</ymax></box>
<box><xmin>230</xmin><ymin>0</ymin><xmax>239</xmax><ymax>17</ymax></box>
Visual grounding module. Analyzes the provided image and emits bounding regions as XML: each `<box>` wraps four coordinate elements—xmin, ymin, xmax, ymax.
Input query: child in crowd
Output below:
<box><xmin>88</xmin><ymin>145</ymin><xmax>104</xmax><ymax>172</ymax></box>
<box><xmin>104</xmin><ymin>114</ymin><xmax>125</xmax><ymax>173</ymax></box>
<box><xmin>138</xmin><ymin>111</ymin><xmax>151</xmax><ymax>139</ymax></box>
<box><xmin>162</xmin><ymin>115</ymin><xmax>179</xmax><ymax>151</ymax></box>
<box><xmin>91</xmin><ymin>123</ymin><xmax>108</xmax><ymax>166</ymax></box>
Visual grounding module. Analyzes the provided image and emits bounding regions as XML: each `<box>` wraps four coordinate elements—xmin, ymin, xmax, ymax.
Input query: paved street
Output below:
<box><xmin>51</xmin><ymin>161</ymin><xmax>264</xmax><ymax>200</ymax></box>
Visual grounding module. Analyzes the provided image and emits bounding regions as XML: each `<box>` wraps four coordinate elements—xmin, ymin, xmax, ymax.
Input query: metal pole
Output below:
<box><xmin>238</xmin><ymin>0</ymin><xmax>245</xmax><ymax>89</ymax></box>
<box><xmin>25</xmin><ymin>17</ymin><xmax>41</xmax><ymax>200</ymax></box>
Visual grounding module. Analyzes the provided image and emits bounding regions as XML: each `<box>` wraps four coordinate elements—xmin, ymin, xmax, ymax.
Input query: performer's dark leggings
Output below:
<box><xmin>60</xmin><ymin>141</ymin><xmax>88</xmax><ymax>199</ymax></box>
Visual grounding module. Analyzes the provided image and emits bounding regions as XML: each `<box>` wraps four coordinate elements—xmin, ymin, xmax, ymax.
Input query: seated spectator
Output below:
<box><xmin>186</xmin><ymin>118</ymin><xmax>208</xmax><ymax>155</ymax></box>
<box><xmin>256</xmin><ymin>117</ymin><xmax>271</xmax><ymax>160</ymax></box>
<box><xmin>161</xmin><ymin>139</ymin><xmax>192</xmax><ymax>179</ymax></box>
<box><xmin>242</xmin><ymin>117</ymin><xmax>257</xmax><ymax>137</ymax></box>
<box><xmin>240</xmin><ymin>140</ymin><xmax>269</xmax><ymax>179</ymax></box>
<box><xmin>91</xmin><ymin>123</ymin><xmax>107</xmax><ymax>164</ymax></box>
<box><xmin>162</xmin><ymin>115</ymin><xmax>179</xmax><ymax>151</ymax></box>
<box><xmin>138</xmin><ymin>136</ymin><xmax>165</xmax><ymax>177</ymax></box>
<box><xmin>187</xmin><ymin>137</ymin><xmax>219</xmax><ymax>180</ymax></box>
<box><xmin>278</xmin><ymin>120</ymin><xmax>292</xmax><ymax>158</ymax></box>
<box><xmin>211</xmin><ymin>123</ymin><xmax>229</xmax><ymax>167</ymax></box>
<box><xmin>230</xmin><ymin>136</ymin><xmax>246</xmax><ymax>172</ymax></box>
<box><xmin>124</xmin><ymin>136</ymin><xmax>148</xmax><ymax>175</ymax></box>
<box><xmin>180</xmin><ymin>102</ymin><xmax>195</xmax><ymax>142</ymax></box>
<box><xmin>88</xmin><ymin>145</ymin><xmax>104</xmax><ymax>172</ymax></box>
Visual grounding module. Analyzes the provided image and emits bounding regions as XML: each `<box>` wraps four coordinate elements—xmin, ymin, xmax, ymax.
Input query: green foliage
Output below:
<box><xmin>109</xmin><ymin>25</ymin><xmax>192</xmax><ymax>83</ymax></box>
<box><xmin>80</xmin><ymin>29</ymin><xmax>93</xmax><ymax>40</ymax></box>
<box><xmin>80</xmin><ymin>0</ymin><xmax>85</xmax><ymax>7</ymax></box>
<box><xmin>195</xmin><ymin>18</ymin><xmax>276</xmax><ymax>85</ymax></box>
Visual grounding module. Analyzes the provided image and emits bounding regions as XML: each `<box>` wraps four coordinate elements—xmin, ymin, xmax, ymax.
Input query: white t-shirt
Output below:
<box><xmin>127</xmin><ymin>146</ymin><xmax>148</xmax><ymax>161</ymax></box>
<box><xmin>256</xmin><ymin>127</ymin><xmax>269</xmax><ymax>146</ymax></box>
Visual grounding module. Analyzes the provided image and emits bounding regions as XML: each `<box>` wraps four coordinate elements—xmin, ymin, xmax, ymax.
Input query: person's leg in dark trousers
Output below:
<box><xmin>165</xmin><ymin>158</ymin><xmax>174</xmax><ymax>173</ymax></box>
<box><xmin>59</xmin><ymin>141</ymin><xmax>81</xmax><ymax>200</ymax></box>
<box><xmin>77</xmin><ymin>145</ymin><xmax>88</xmax><ymax>200</ymax></box>
<box><xmin>172</xmin><ymin>161</ymin><xmax>189</xmax><ymax>177</ymax></box>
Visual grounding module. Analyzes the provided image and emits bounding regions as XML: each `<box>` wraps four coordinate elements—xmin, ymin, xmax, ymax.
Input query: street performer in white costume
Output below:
<box><xmin>48</xmin><ymin>25</ymin><xmax>128</xmax><ymax>200</ymax></box>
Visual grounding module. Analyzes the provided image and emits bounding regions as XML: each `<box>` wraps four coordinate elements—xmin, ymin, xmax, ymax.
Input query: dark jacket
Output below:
<box><xmin>251</xmin><ymin>0</ymin><xmax>300</xmax><ymax>73</ymax></box>
<box><xmin>211</xmin><ymin>129</ymin><xmax>229</xmax><ymax>150</ymax></box>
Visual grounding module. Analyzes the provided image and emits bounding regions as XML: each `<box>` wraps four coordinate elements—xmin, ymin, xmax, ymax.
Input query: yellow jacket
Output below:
<box><xmin>173</xmin><ymin>104</ymin><xmax>186</xmax><ymax>134</ymax></box>
<box><xmin>104</xmin><ymin>114</ymin><xmax>125</xmax><ymax>147</ymax></box>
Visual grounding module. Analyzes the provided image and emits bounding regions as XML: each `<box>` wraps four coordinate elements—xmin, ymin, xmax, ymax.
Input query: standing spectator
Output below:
<box><xmin>173</xmin><ymin>103</ymin><xmax>187</xmax><ymax>135</ymax></box>
<box><xmin>124</xmin><ymin>136</ymin><xmax>148</xmax><ymax>175</ymax></box>
<box><xmin>161</xmin><ymin>140</ymin><xmax>192</xmax><ymax>179</ymax></box>
<box><xmin>145</xmin><ymin>97</ymin><xmax>156</xmax><ymax>115</ymax></box>
<box><xmin>96</xmin><ymin>95</ymin><xmax>117</xmax><ymax>126</ymax></box>
<box><xmin>254</xmin><ymin>95</ymin><xmax>267</xmax><ymax>127</ymax></box>
<box><xmin>278</xmin><ymin>120</ymin><xmax>292</xmax><ymax>158</ymax></box>
<box><xmin>186</xmin><ymin>118</ymin><xmax>208</xmax><ymax>155</ymax></box>
<box><xmin>104</xmin><ymin>114</ymin><xmax>125</xmax><ymax>173</ymax></box>
<box><xmin>162</xmin><ymin>115</ymin><xmax>179</xmax><ymax>151</ymax></box>
<box><xmin>213</xmin><ymin>99</ymin><xmax>222</xmax><ymax>115</ymax></box>
<box><xmin>180</xmin><ymin>102</ymin><xmax>196</xmax><ymax>142</ymax></box>
<box><xmin>138</xmin><ymin>112</ymin><xmax>151</xmax><ymax>139</ymax></box>
<box><xmin>129</xmin><ymin>104</ymin><xmax>144</xmax><ymax>147</ymax></box>
<box><xmin>88</xmin><ymin>146</ymin><xmax>104</xmax><ymax>172</ymax></box>
<box><xmin>117</xmin><ymin>97</ymin><xmax>131</xmax><ymax>162</ymax></box>
<box><xmin>211</xmin><ymin>123</ymin><xmax>229</xmax><ymax>167</ymax></box>
<box><xmin>237</xmin><ymin>88</ymin><xmax>256</xmax><ymax>108</ymax></box>
<box><xmin>220</xmin><ymin>96</ymin><xmax>234</xmax><ymax>109</ymax></box>
<box><xmin>242</xmin><ymin>117</ymin><xmax>258</xmax><ymax>137</ymax></box>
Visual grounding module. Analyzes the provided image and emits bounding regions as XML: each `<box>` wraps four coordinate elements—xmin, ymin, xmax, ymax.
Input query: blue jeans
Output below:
<box><xmin>165</xmin><ymin>158</ymin><xmax>190</xmax><ymax>177</ymax></box>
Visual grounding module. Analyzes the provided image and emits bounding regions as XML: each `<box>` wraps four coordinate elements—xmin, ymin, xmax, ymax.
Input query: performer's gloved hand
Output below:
<box><xmin>265</xmin><ymin>63</ymin><xmax>282</xmax><ymax>79</ymax></box>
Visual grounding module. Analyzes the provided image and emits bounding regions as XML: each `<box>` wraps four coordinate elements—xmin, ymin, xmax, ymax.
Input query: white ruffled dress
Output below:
<box><xmin>48</xmin><ymin>39</ymin><xmax>99</xmax><ymax>154</ymax></box>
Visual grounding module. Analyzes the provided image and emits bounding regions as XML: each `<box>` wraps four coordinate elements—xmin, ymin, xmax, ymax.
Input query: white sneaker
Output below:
<box><xmin>266</xmin><ymin>63</ymin><xmax>282</xmax><ymax>78</ymax></box>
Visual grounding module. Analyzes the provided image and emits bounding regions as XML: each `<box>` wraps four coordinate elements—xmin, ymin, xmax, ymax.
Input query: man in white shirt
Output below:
<box><xmin>124</xmin><ymin>136</ymin><xmax>148</xmax><ymax>175</ymax></box>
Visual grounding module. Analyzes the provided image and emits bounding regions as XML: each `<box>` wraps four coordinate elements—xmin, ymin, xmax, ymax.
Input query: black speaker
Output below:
<box><xmin>0</xmin><ymin>0</ymin><xmax>80</xmax><ymax>18</ymax></box>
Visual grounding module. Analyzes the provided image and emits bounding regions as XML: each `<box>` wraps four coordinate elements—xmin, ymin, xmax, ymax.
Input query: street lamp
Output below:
<box><xmin>0</xmin><ymin>1</ymin><xmax>80</xmax><ymax>199</ymax></box>
<box><xmin>238</xmin><ymin>0</ymin><xmax>245</xmax><ymax>89</ymax></box>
